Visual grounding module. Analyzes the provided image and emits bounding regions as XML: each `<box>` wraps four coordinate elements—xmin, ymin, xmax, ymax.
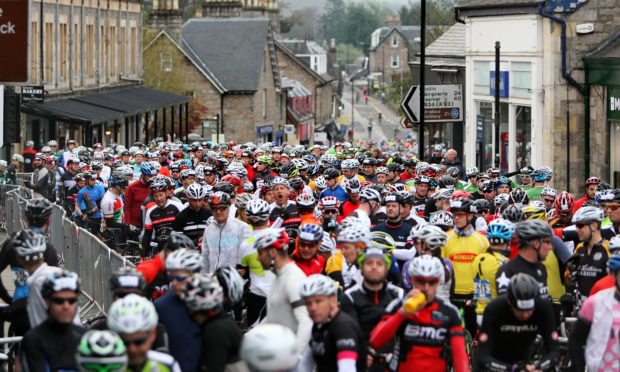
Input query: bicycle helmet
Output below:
<box><xmin>337</xmin><ymin>226</ymin><xmax>371</xmax><ymax>246</ymax></box>
<box><xmin>345</xmin><ymin>178</ymin><xmax>362</xmax><ymax>193</ymax></box>
<box><xmin>163</xmin><ymin>231</ymin><xmax>195</xmax><ymax>251</ymax></box>
<box><xmin>185</xmin><ymin>183</ymin><xmax>208</xmax><ymax>200</ymax></box>
<box><xmin>540</xmin><ymin>186</ymin><xmax>557</xmax><ymax>199</ymax></box>
<box><xmin>571</xmin><ymin>205</ymin><xmax>604</xmax><ymax>224</ymax></box>
<box><xmin>359</xmin><ymin>187</ymin><xmax>381</xmax><ymax>203</ymax></box>
<box><xmin>235</xmin><ymin>193</ymin><xmax>254</xmax><ymax>210</ymax></box>
<box><xmin>254</xmin><ymin>228</ymin><xmax>290</xmax><ymax>251</ymax></box>
<box><xmin>140</xmin><ymin>162</ymin><xmax>158</xmax><ymax>175</ymax></box>
<box><xmin>271</xmin><ymin>177</ymin><xmax>289</xmax><ymax>188</ymax></box>
<box><xmin>437</xmin><ymin>176</ymin><xmax>455</xmax><ymax>190</ymax></box>
<box><xmin>585</xmin><ymin>176</ymin><xmax>600</xmax><ymax>186</ymax></box>
<box><xmin>300</xmin><ymin>274</ymin><xmax>338</xmax><ymax>298</ymax></box>
<box><xmin>314</xmin><ymin>176</ymin><xmax>328</xmax><ymax>190</ymax></box>
<box><xmin>339</xmin><ymin>216</ymin><xmax>364</xmax><ymax>230</ymax></box>
<box><xmin>450</xmin><ymin>197</ymin><xmax>476</xmax><ymax>213</ymax></box>
<box><xmin>407</xmin><ymin>255</ymin><xmax>444</xmax><ymax>281</ymax></box>
<box><xmin>11</xmin><ymin>229</ymin><xmax>46</xmax><ymax>261</ymax></box>
<box><xmin>181</xmin><ymin>273</ymin><xmax>224</xmax><ymax>311</ymax></box>
<box><xmin>433</xmin><ymin>188</ymin><xmax>453</xmax><ymax>201</ymax></box>
<box><xmin>241</xmin><ymin>324</ymin><xmax>299</xmax><ymax>371</ymax></box>
<box><xmin>12</xmin><ymin>154</ymin><xmax>24</xmax><ymax>163</ymax></box>
<box><xmin>466</xmin><ymin>167</ymin><xmax>479</xmax><ymax>178</ymax></box>
<box><xmin>487</xmin><ymin>218</ymin><xmax>515</xmax><ymax>244</ymax></box>
<box><xmin>320</xmin><ymin>232</ymin><xmax>337</xmax><ymax>253</ymax></box>
<box><xmin>76</xmin><ymin>330</ymin><xmax>128</xmax><ymax>372</ymax></box>
<box><xmin>376</xmin><ymin>166</ymin><xmax>389</xmax><ymax>175</ymax></box>
<box><xmin>109</xmin><ymin>174</ymin><xmax>129</xmax><ymax>188</ymax></box>
<box><xmin>165</xmin><ymin>249</ymin><xmax>201</xmax><ymax>272</ymax></box>
<box><xmin>522</xmin><ymin>204</ymin><xmax>546</xmax><ymax>221</ymax></box>
<box><xmin>323</xmin><ymin>168</ymin><xmax>339</xmax><ymax>180</ymax></box>
<box><xmin>487</xmin><ymin>168</ymin><xmax>501</xmax><ymax>178</ymax></box>
<box><xmin>495</xmin><ymin>193</ymin><xmax>510</xmax><ymax>208</ymax></box>
<box><xmin>107</xmin><ymin>293</ymin><xmax>158</xmax><ymax>334</ymax></box>
<box><xmin>446</xmin><ymin>167</ymin><xmax>460</xmax><ymax>178</ymax></box>
<box><xmin>25</xmin><ymin>198</ymin><xmax>53</xmax><ymax>224</ymax></box>
<box><xmin>607</xmin><ymin>236</ymin><xmax>620</xmax><ymax>254</ymax></box>
<box><xmin>418</xmin><ymin>225</ymin><xmax>447</xmax><ymax>251</ymax></box>
<box><xmin>507</xmin><ymin>273</ymin><xmax>539</xmax><ymax>311</ymax></box>
<box><xmin>515</xmin><ymin>219</ymin><xmax>553</xmax><ymax>242</ymax></box>
<box><xmin>502</xmin><ymin>205</ymin><xmax>525</xmax><ymax>223</ymax></box>
<box><xmin>215</xmin><ymin>266</ymin><xmax>244</xmax><ymax>305</ymax></box>
<box><xmin>509</xmin><ymin>188</ymin><xmax>530</xmax><ymax>206</ymax></box>
<box><xmin>298</xmin><ymin>223</ymin><xmax>323</xmax><ymax>243</ymax></box>
<box><xmin>149</xmin><ymin>179</ymin><xmax>167</xmax><ymax>193</ymax></box>
<box><xmin>370</xmin><ymin>231</ymin><xmax>396</xmax><ymax>253</ymax></box>
<box><xmin>289</xmin><ymin>178</ymin><xmax>305</xmax><ymax>192</ymax></box>
<box><xmin>608</xmin><ymin>251</ymin><xmax>620</xmax><ymax>273</ymax></box>
<box><xmin>530</xmin><ymin>169</ymin><xmax>547</xmax><ymax>182</ymax></box>
<box><xmin>41</xmin><ymin>270</ymin><xmax>80</xmax><ymax>299</ymax></box>
<box><xmin>295</xmin><ymin>193</ymin><xmax>315</xmax><ymax>209</ymax></box>
<box><xmin>555</xmin><ymin>191</ymin><xmax>575</xmax><ymax>214</ymax></box>
<box><xmin>209</xmin><ymin>191</ymin><xmax>231</xmax><ymax>207</ymax></box>
<box><xmin>212</xmin><ymin>182</ymin><xmax>235</xmax><ymax>197</ymax></box>
<box><xmin>414</xmin><ymin>176</ymin><xmax>432</xmax><ymax>185</ymax></box>
<box><xmin>319</xmin><ymin>196</ymin><xmax>340</xmax><ymax>210</ymax></box>
<box><xmin>245</xmin><ymin>199</ymin><xmax>271</xmax><ymax>225</ymax></box>
<box><xmin>430</xmin><ymin>211</ymin><xmax>454</xmax><ymax>229</ymax></box>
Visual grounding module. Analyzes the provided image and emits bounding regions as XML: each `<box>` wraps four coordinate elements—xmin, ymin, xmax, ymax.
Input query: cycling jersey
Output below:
<box><xmin>76</xmin><ymin>183</ymin><xmax>105</xmax><ymax>218</ymax></box>
<box><xmin>20</xmin><ymin>319</ymin><xmax>85</xmax><ymax>372</ymax></box>
<box><xmin>269</xmin><ymin>200</ymin><xmax>301</xmax><ymax>249</ymax></box>
<box><xmin>291</xmin><ymin>238</ymin><xmax>326</xmax><ymax>276</ymax></box>
<box><xmin>402</xmin><ymin>257</ymin><xmax>454</xmax><ymax>302</ymax></box>
<box><xmin>569</xmin><ymin>240</ymin><xmax>610</xmax><ymax>297</ymax></box>
<box><xmin>142</xmin><ymin>199</ymin><xmax>184</xmax><ymax>252</ymax></box>
<box><xmin>240</xmin><ymin>229</ymin><xmax>275</xmax><ymax>297</ymax></box>
<box><xmin>136</xmin><ymin>254</ymin><xmax>170</xmax><ymax>301</ymax></box>
<box><xmin>526</xmin><ymin>186</ymin><xmax>545</xmax><ymax>201</ymax></box>
<box><xmin>340</xmin><ymin>199</ymin><xmax>360</xmax><ymax>218</ymax></box>
<box><xmin>309</xmin><ymin>310</ymin><xmax>367</xmax><ymax>372</ymax></box>
<box><xmin>172</xmin><ymin>205</ymin><xmax>211</xmax><ymax>245</ymax></box>
<box><xmin>412</xmin><ymin>195</ymin><xmax>427</xmax><ymax>218</ymax></box>
<box><xmin>127</xmin><ymin>350</ymin><xmax>181</xmax><ymax>372</ymax></box>
<box><xmin>338</xmin><ymin>174</ymin><xmax>366</xmax><ymax>186</ymax></box>
<box><xmin>60</xmin><ymin>170</ymin><xmax>76</xmax><ymax>200</ymax></box>
<box><xmin>124</xmin><ymin>180</ymin><xmax>151</xmax><ymax>227</ymax></box>
<box><xmin>478</xmin><ymin>295</ymin><xmax>559</xmax><ymax>371</ymax></box>
<box><xmin>443</xmin><ymin>226</ymin><xmax>489</xmax><ymax>295</ymax></box>
<box><xmin>370</xmin><ymin>297</ymin><xmax>469</xmax><ymax>372</ymax></box>
<box><xmin>320</xmin><ymin>185</ymin><xmax>348</xmax><ymax>202</ymax></box>
<box><xmin>101</xmin><ymin>190</ymin><xmax>124</xmax><ymax>226</ymax></box>
<box><xmin>325</xmin><ymin>251</ymin><xmax>362</xmax><ymax>289</ymax></box>
<box><xmin>198</xmin><ymin>312</ymin><xmax>244</xmax><ymax>372</ymax></box>
<box><xmin>472</xmin><ymin>249</ymin><xmax>509</xmax><ymax>315</ymax></box>
<box><xmin>495</xmin><ymin>255</ymin><xmax>549</xmax><ymax>300</ymax></box>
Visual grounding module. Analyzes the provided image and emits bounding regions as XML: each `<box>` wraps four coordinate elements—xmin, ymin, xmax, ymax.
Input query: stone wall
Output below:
<box><xmin>371</xmin><ymin>32</ymin><xmax>409</xmax><ymax>83</ymax></box>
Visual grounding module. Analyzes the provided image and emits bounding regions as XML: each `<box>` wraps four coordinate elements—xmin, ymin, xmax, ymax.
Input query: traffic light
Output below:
<box><xmin>338</xmin><ymin>100</ymin><xmax>344</xmax><ymax>111</ymax></box>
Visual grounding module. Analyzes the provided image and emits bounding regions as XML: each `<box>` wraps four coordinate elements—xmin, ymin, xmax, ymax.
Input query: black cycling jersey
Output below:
<box><xmin>371</xmin><ymin>220</ymin><xmax>413</xmax><ymax>251</ymax></box>
<box><xmin>173</xmin><ymin>206</ymin><xmax>212</xmax><ymax>246</ymax></box>
<box><xmin>142</xmin><ymin>200</ymin><xmax>183</xmax><ymax>254</ymax></box>
<box><xmin>310</xmin><ymin>310</ymin><xmax>367</xmax><ymax>372</ymax></box>
<box><xmin>478</xmin><ymin>295</ymin><xmax>560</xmax><ymax>371</ymax></box>
<box><xmin>59</xmin><ymin>170</ymin><xmax>76</xmax><ymax>201</ymax></box>
<box><xmin>269</xmin><ymin>202</ymin><xmax>300</xmax><ymax>251</ymax></box>
<box><xmin>412</xmin><ymin>196</ymin><xmax>427</xmax><ymax>218</ymax></box>
<box><xmin>423</xmin><ymin>198</ymin><xmax>437</xmax><ymax>220</ymax></box>
<box><xmin>571</xmin><ymin>240</ymin><xmax>610</xmax><ymax>297</ymax></box>
<box><xmin>496</xmin><ymin>255</ymin><xmax>549</xmax><ymax>300</ymax></box>
<box><xmin>66</xmin><ymin>185</ymin><xmax>82</xmax><ymax>214</ymax></box>
<box><xmin>198</xmin><ymin>312</ymin><xmax>243</xmax><ymax>372</ymax></box>
<box><xmin>20</xmin><ymin>319</ymin><xmax>85</xmax><ymax>372</ymax></box>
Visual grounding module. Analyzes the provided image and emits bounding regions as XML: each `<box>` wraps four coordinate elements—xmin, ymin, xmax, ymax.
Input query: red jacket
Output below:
<box><xmin>573</xmin><ymin>195</ymin><xmax>589</xmax><ymax>212</ymax></box>
<box><xmin>245</xmin><ymin>165</ymin><xmax>255</xmax><ymax>182</ymax></box>
<box><xmin>341</xmin><ymin>200</ymin><xmax>360</xmax><ymax>218</ymax></box>
<box><xmin>291</xmin><ymin>237</ymin><xmax>326</xmax><ymax>276</ymax></box>
<box><xmin>124</xmin><ymin>180</ymin><xmax>151</xmax><ymax>226</ymax></box>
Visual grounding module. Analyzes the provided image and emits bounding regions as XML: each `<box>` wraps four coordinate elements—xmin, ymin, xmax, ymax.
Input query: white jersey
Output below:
<box><xmin>100</xmin><ymin>190</ymin><xmax>123</xmax><ymax>223</ymax></box>
<box><xmin>239</xmin><ymin>229</ymin><xmax>275</xmax><ymax>297</ymax></box>
<box><xmin>27</xmin><ymin>263</ymin><xmax>81</xmax><ymax>328</ymax></box>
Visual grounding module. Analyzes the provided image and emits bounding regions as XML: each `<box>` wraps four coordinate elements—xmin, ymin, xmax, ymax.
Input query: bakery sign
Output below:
<box><xmin>0</xmin><ymin>0</ymin><xmax>30</xmax><ymax>82</ymax></box>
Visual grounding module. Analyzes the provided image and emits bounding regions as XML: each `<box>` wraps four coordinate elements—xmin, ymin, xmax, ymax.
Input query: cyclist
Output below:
<box><xmin>386</xmin><ymin>163</ymin><xmax>404</xmax><ymax>185</ymax></box>
<box><xmin>589</xmin><ymin>235</ymin><xmax>620</xmax><ymax>295</ymax></box>
<box><xmin>339</xmin><ymin>159</ymin><xmax>366</xmax><ymax>185</ymax></box>
<box><xmin>574</xmin><ymin>177</ymin><xmax>601</xmax><ymax>212</ymax></box>
<box><xmin>240</xmin><ymin>324</ymin><xmax>300</xmax><ymax>372</ymax></box>
<box><xmin>20</xmin><ymin>270</ymin><xmax>84</xmax><ymax>372</ymax></box>
<box><xmin>5</xmin><ymin>154</ymin><xmax>23</xmax><ymax>185</ymax></box>
<box><xmin>348</xmin><ymin>187</ymin><xmax>382</xmax><ymax>228</ymax></box>
<box><xmin>124</xmin><ymin>162</ymin><xmax>157</xmax><ymax>229</ymax></box>
<box><xmin>412</xmin><ymin>176</ymin><xmax>432</xmax><ymax>217</ymax></box>
<box><xmin>201</xmin><ymin>191</ymin><xmax>251</xmax><ymax>273</ymax></box>
<box><xmin>539</xmin><ymin>187</ymin><xmax>557</xmax><ymax>213</ymax></box>
<box><xmin>60</xmin><ymin>158</ymin><xmax>79</xmax><ymax>209</ymax></box>
<box><xmin>341</xmin><ymin>178</ymin><xmax>362</xmax><ymax>218</ymax></box>
<box><xmin>370</xmin><ymin>255</ymin><xmax>469</xmax><ymax>372</ymax></box>
<box><xmin>269</xmin><ymin>177</ymin><xmax>301</xmax><ymax>248</ymax></box>
<box><xmin>325</xmin><ymin>226</ymin><xmax>371</xmax><ymax>288</ymax></box>
<box><xmin>472</xmin><ymin>218</ymin><xmax>514</xmax><ymax>323</ymax></box>
<box><xmin>300</xmin><ymin>274</ymin><xmax>367</xmax><ymax>372</ymax></box>
<box><xmin>477</xmin><ymin>273</ymin><xmax>559</xmax><ymax>372</ymax></box>
<box><xmin>172</xmin><ymin>183</ymin><xmax>211</xmax><ymax>246</ymax></box>
<box><xmin>566</xmin><ymin>205</ymin><xmax>610</xmax><ymax>298</ymax></box>
<box><xmin>154</xmin><ymin>249</ymin><xmax>202</xmax><ymax>372</ymax></box>
<box><xmin>255</xmin><ymin>228</ymin><xmax>313</xmax><ymax>355</ymax></box>
<box><xmin>291</xmin><ymin>223</ymin><xmax>325</xmax><ymax>276</ymax></box>
<box><xmin>107</xmin><ymin>294</ymin><xmax>181</xmax><ymax>371</ymax></box>
<box><xmin>142</xmin><ymin>179</ymin><xmax>184</xmax><ymax>257</ymax></box>
<box><xmin>75</xmin><ymin>330</ymin><xmax>128</xmax><ymax>372</ymax></box>
<box><xmin>137</xmin><ymin>232</ymin><xmax>194</xmax><ymax>300</ymax></box>
<box><xmin>75</xmin><ymin>171</ymin><xmax>105</xmax><ymax>235</ymax></box>
<box><xmin>372</xmin><ymin>194</ymin><xmax>413</xmax><ymax>259</ymax></box>
<box><xmin>101</xmin><ymin>173</ymin><xmax>129</xmax><ymax>230</ymax></box>
<box><xmin>375</xmin><ymin>166</ymin><xmax>389</xmax><ymax>185</ymax></box>
<box><xmin>174</xmin><ymin>169</ymin><xmax>196</xmax><ymax>204</ymax></box>
<box><xmin>525</xmin><ymin>169</ymin><xmax>547</xmax><ymax>201</ymax></box>
<box><xmin>496</xmin><ymin>220</ymin><xmax>553</xmax><ymax>300</ymax></box>
<box><xmin>180</xmin><ymin>273</ymin><xmax>245</xmax><ymax>371</ymax></box>
<box><xmin>321</xmin><ymin>168</ymin><xmax>347</xmax><ymax>202</ymax></box>
<box><xmin>66</xmin><ymin>173</ymin><xmax>85</xmax><ymax>215</ymax></box>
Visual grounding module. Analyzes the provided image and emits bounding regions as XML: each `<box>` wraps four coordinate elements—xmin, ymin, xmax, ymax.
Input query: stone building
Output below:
<box><xmin>368</xmin><ymin>16</ymin><xmax>421</xmax><ymax>84</ymax></box>
<box><xmin>6</xmin><ymin>0</ymin><xmax>187</xmax><ymax>151</ymax></box>
<box><xmin>456</xmin><ymin>0</ymin><xmax>620</xmax><ymax>193</ymax></box>
<box><xmin>202</xmin><ymin>0</ymin><xmax>280</xmax><ymax>32</ymax></box>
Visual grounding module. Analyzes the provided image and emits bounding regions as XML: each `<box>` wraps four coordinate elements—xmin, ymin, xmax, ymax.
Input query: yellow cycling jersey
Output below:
<box><xmin>325</xmin><ymin>251</ymin><xmax>344</xmax><ymax>275</ymax></box>
<box><xmin>472</xmin><ymin>250</ymin><xmax>508</xmax><ymax>315</ymax></box>
<box><xmin>443</xmin><ymin>230</ymin><xmax>489</xmax><ymax>295</ymax></box>
<box><xmin>542</xmin><ymin>250</ymin><xmax>565</xmax><ymax>303</ymax></box>
<box><xmin>337</xmin><ymin>174</ymin><xmax>366</xmax><ymax>185</ymax></box>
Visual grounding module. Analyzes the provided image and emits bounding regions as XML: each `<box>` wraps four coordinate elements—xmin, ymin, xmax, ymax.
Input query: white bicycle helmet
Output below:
<box><xmin>418</xmin><ymin>225</ymin><xmax>447</xmax><ymax>251</ymax></box>
<box><xmin>215</xmin><ymin>266</ymin><xmax>245</xmax><ymax>305</ymax></box>
<box><xmin>359</xmin><ymin>187</ymin><xmax>381</xmax><ymax>202</ymax></box>
<box><xmin>415</xmin><ymin>162</ymin><xmax>430</xmax><ymax>175</ymax></box>
<box><xmin>340</xmin><ymin>216</ymin><xmax>364</xmax><ymax>230</ymax></box>
<box><xmin>271</xmin><ymin>177</ymin><xmax>289</xmax><ymax>188</ymax></box>
<box><xmin>430</xmin><ymin>211</ymin><xmax>454</xmax><ymax>229</ymax></box>
<box><xmin>314</xmin><ymin>176</ymin><xmax>328</xmax><ymax>190</ymax></box>
<box><xmin>608</xmin><ymin>235</ymin><xmax>620</xmax><ymax>253</ymax></box>
<box><xmin>246</xmin><ymin>199</ymin><xmax>271</xmax><ymax>224</ymax></box>
<box><xmin>241</xmin><ymin>324</ymin><xmax>299</xmax><ymax>371</ymax></box>
<box><xmin>107</xmin><ymin>294</ymin><xmax>158</xmax><ymax>333</ymax></box>
<box><xmin>181</xmin><ymin>274</ymin><xmax>224</xmax><ymax>311</ymax></box>
<box><xmin>407</xmin><ymin>255</ymin><xmax>444</xmax><ymax>280</ymax></box>
<box><xmin>235</xmin><ymin>193</ymin><xmax>254</xmax><ymax>210</ymax></box>
<box><xmin>571</xmin><ymin>205</ymin><xmax>604</xmax><ymax>224</ymax></box>
<box><xmin>185</xmin><ymin>183</ymin><xmax>208</xmax><ymax>200</ymax></box>
<box><xmin>466</xmin><ymin>167</ymin><xmax>479</xmax><ymax>178</ymax></box>
<box><xmin>433</xmin><ymin>188</ymin><xmax>453</xmax><ymax>200</ymax></box>
<box><xmin>180</xmin><ymin>169</ymin><xmax>196</xmax><ymax>180</ymax></box>
<box><xmin>540</xmin><ymin>186</ymin><xmax>557</xmax><ymax>198</ymax></box>
<box><xmin>320</xmin><ymin>232</ymin><xmax>336</xmax><ymax>253</ymax></box>
<box><xmin>165</xmin><ymin>249</ymin><xmax>202</xmax><ymax>272</ymax></box>
<box><xmin>11</xmin><ymin>229</ymin><xmax>46</xmax><ymax>260</ymax></box>
<box><xmin>375</xmin><ymin>166</ymin><xmax>389</xmax><ymax>175</ymax></box>
<box><xmin>494</xmin><ymin>193</ymin><xmax>510</xmax><ymax>207</ymax></box>
<box><xmin>299</xmin><ymin>274</ymin><xmax>338</xmax><ymax>298</ymax></box>
<box><xmin>407</xmin><ymin>222</ymin><xmax>427</xmax><ymax>241</ymax></box>
<box><xmin>337</xmin><ymin>226</ymin><xmax>371</xmax><ymax>246</ymax></box>
<box><xmin>296</xmin><ymin>193</ymin><xmax>316</xmax><ymax>208</ymax></box>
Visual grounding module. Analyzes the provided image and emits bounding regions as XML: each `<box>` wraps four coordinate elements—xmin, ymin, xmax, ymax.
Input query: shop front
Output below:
<box><xmin>257</xmin><ymin>125</ymin><xmax>274</xmax><ymax>144</ymax></box>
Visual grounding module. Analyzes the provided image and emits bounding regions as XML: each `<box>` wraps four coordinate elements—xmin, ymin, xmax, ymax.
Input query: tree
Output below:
<box><xmin>320</xmin><ymin>0</ymin><xmax>345</xmax><ymax>42</ymax></box>
<box><xmin>336</xmin><ymin>43</ymin><xmax>363</xmax><ymax>65</ymax></box>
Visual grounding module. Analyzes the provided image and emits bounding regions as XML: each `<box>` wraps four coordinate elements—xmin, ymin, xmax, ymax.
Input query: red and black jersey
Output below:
<box><xmin>413</xmin><ymin>195</ymin><xmax>427</xmax><ymax>218</ymax></box>
<box><xmin>269</xmin><ymin>201</ymin><xmax>301</xmax><ymax>251</ymax></box>
<box><xmin>371</xmin><ymin>298</ymin><xmax>469</xmax><ymax>372</ymax></box>
<box><xmin>142</xmin><ymin>200</ymin><xmax>184</xmax><ymax>252</ymax></box>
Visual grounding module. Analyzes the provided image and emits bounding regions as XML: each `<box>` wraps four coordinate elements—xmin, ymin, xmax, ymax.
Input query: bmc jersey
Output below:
<box><xmin>101</xmin><ymin>190</ymin><xmax>124</xmax><ymax>224</ymax></box>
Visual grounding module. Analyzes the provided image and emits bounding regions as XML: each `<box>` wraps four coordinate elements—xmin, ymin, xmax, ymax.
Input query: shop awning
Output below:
<box><xmin>21</xmin><ymin>86</ymin><xmax>189</xmax><ymax>125</ymax></box>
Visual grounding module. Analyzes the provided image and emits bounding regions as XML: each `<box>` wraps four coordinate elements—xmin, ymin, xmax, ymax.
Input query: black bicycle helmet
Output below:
<box><xmin>41</xmin><ymin>270</ymin><xmax>81</xmax><ymax>299</ymax></box>
<box><xmin>25</xmin><ymin>199</ymin><xmax>53</xmax><ymax>225</ymax></box>
<box><xmin>509</xmin><ymin>188</ymin><xmax>530</xmax><ymax>206</ymax></box>
<box><xmin>507</xmin><ymin>273</ymin><xmax>539</xmax><ymax>311</ymax></box>
<box><xmin>323</xmin><ymin>168</ymin><xmax>340</xmax><ymax>180</ymax></box>
<box><xmin>502</xmin><ymin>205</ymin><xmax>525</xmax><ymax>223</ymax></box>
<box><xmin>437</xmin><ymin>176</ymin><xmax>456</xmax><ymax>189</ymax></box>
<box><xmin>163</xmin><ymin>231</ymin><xmax>195</xmax><ymax>252</ymax></box>
<box><xmin>515</xmin><ymin>219</ymin><xmax>553</xmax><ymax>242</ymax></box>
<box><xmin>450</xmin><ymin>197</ymin><xmax>476</xmax><ymax>213</ymax></box>
<box><xmin>289</xmin><ymin>178</ymin><xmax>305</xmax><ymax>192</ymax></box>
<box><xmin>213</xmin><ymin>182</ymin><xmax>235</xmax><ymax>197</ymax></box>
<box><xmin>473</xmin><ymin>199</ymin><xmax>490</xmax><ymax>212</ymax></box>
<box><xmin>280</xmin><ymin>162</ymin><xmax>299</xmax><ymax>179</ymax></box>
<box><xmin>110</xmin><ymin>267</ymin><xmax>146</xmax><ymax>293</ymax></box>
<box><xmin>387</xmin><ymin>163</ymin><xmax>403</xmax><ymax>173</ymax></box>
<box><xmin>109</xmin><ymin>174</ymin><xmax>129</xmax><ymax>188</ymax></box>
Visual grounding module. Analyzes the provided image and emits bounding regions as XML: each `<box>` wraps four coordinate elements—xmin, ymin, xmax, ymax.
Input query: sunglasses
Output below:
<box><xmin>122</xmin><ymin>335</ymin><xmax>149</xmax><ymax>346</ymax></box>
<box><xmin>168</xmin><ymin>275</ymin><xmax>188</xmax><ymax>282</ymax></box>
<box><xmin>543</xmin><ymin>198</ymin><xmax>555</xmax><ymax>203</ymax></box>
<box><xmin>604</xmin><ymin>204</ymin><xmax>620</xmax><ymax>211</ymax></box>
<box><xmin>575</xmin><ymin>223</ymin><xmax>590</xmax><ymax>229</ymax></box>
<box><xmin>413</xmin><ymin>277</ymin><xmax>440</xmax><ymax>285</ymax></box>
<box><xmin>323</xmin><ymin>209</ymin><xmax>338</xmax><ymax>215</ymax></box>
<box><xmin>49</xmin><ymin>296</ymin><xmax>78</xmax><ymax>305</ymax></box>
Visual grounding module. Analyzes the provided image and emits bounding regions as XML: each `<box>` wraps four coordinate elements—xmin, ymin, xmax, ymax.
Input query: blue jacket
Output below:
<box><xmin>154</xmin><ymin>291</ymin><xmax>202</xmax><ymax>372</ymax></box>
<box><xmin>320</xmin><ymin>185</ymin><xmax>348</xmax><ymax>202</ymax></box>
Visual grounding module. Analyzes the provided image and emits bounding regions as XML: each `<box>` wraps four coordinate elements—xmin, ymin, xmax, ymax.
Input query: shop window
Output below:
<box><xmin>512</xmin><ymin>62</ymin><xmax>532</xmax><ymax>98</ymax></box>
<box><xmin>474</xmin><ymin>61</ymin><xmax>490</xmax><ymax>95</ymax></box>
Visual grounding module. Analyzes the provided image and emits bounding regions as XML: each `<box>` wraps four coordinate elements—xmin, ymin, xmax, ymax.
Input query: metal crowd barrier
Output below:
<box><xmin>1</xmin><ymin>183</ymin><xmax>135</xmax><ymax>317</ymax></box>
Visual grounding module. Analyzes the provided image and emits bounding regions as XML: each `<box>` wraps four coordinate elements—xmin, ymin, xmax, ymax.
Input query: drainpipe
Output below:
<box><xmin>454</xmin><ymin>8</ymin><xmax>465</xmax><ymax>24</ymax></box>
<box><xmin>538</xmin><ymin>3</ymin><xmax>587</xmax><ymax>185</ymax></box>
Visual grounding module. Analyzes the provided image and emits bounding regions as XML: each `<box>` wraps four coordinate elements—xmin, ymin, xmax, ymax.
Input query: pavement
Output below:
<box><xmin>340</xmin><ymin>82</ymin><xmax>410</xmax><ymax>145</ymax></box>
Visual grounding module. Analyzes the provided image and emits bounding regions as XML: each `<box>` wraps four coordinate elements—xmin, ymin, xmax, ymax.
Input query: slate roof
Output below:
<box><xmin>282</xmin><ymin>77</ymin><xmax>311</xmax><ymax>98</ymax></box>
<box><xmin>457</xmin><ymin>0</ymin><xmax>542</xmax><ymax>9</ymax></box>
<box><xmin>181</xmin><ymin>18</ymin><xmax>271</xmax><ymax>92</ymax></box>
<box><xmin>370</xmin><ymin>26</ymin><xmax>421</xmax><ymax>51</ymax></box>
<box><xmin>425</xmin><ymin>23</ymin><xmax>466</xmax><ymax>58</ymax></box>
<box><xmin>278</xmin><ymin>40</ymin><xmax>327</xmax><ymax>55</ymax></box>
<box><xmin>584</xmin><ymin>31</ymin><xmax>620</xmax><ymax>59</ymax></box>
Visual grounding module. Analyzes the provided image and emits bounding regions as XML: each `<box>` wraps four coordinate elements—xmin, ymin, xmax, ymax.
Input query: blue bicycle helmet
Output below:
<box><xmin>486</xmin><ymin>218</ymin><xmax>515</xmax><ymax>244</ymax></box>
<box><xmin>608</xmin><ymin>252</ymin><xmax>620</xmax><ymax>273</ymax></box>
<box><xmin>141</xmin><ymin>162</ymin><xmax>157</xmax><ymax>175</ymax></box>
<box><xmin>297</xmin><ymin>223</ymin><xmax>323</xmax><ymax>243</ymax></box>
<box><xmin>530</xmin><ymin>169</ymin><xmax>547</xmax><ymax>182</ymax></box>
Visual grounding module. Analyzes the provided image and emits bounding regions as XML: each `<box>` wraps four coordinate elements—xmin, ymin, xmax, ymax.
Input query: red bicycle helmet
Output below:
<box><xmin>221</xmin><ymin>174</ymin><xmax>242</xmax><ymax>187</ymax></box>
<box><xmin>555</xmin><ymin>191</ymin><xmax>575</xmax><ymax>214</ymax></box>
<box><xmin>585</xmin><ymin>177</ymin><xmax>600</xmax><ymax>186</ymax></box>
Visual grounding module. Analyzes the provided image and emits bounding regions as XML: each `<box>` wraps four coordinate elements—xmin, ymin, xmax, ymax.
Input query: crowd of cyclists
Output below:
<box><xmin>1</xmin><ymin>137</ymin><xmax>619</xmax><ymax>372</ymax></box>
